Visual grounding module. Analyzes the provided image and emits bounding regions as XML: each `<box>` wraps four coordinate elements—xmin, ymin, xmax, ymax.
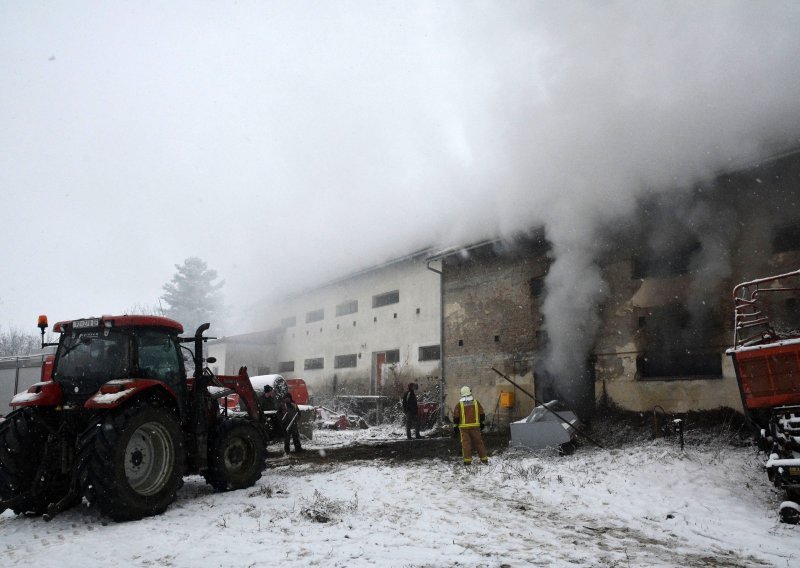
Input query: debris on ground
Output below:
<box><xmin>313</xmin><ymin>405</ymin><xmax>369</xmax><ymax>430</ymax></box>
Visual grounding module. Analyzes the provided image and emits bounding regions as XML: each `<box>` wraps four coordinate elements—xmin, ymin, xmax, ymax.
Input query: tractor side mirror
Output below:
<box><xmin>206</xmin><ymin>357</ymin><xmax>217</xmax><ymax>364</ymax></box>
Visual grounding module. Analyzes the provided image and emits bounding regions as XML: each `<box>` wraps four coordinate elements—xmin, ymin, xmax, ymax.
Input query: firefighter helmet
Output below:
<box><xmin>460</xmin><ymin>386</ymin><xmax>472</xmax><ymax>397</ymax></box>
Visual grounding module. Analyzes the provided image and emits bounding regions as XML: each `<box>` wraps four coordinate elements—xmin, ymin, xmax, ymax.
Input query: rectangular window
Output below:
<box><xmin>530</xmin><ymin>277</ymin><xmax>545</xmax><ymax>297</ymax></box>
<box><xmin>385</xmin><ymin>349</ymin><xmax>400</xmax><ymax>364</ymax></box>
<box><xmin>281</xmin><ymin>316</ymin><xmax>296</xmax><ymax>328</ymax></box>
<box><xmin>636</xmin><ymin>305</ymin><xmax>722</xmax><ymax>379</ymax></box>
<box><xmin>257</xmin><ymin>366</ymin><xmax>271</xmax><ymax>375</ymax></box>
<box><xmin>305</xmin><ymin>309</ymin><xmax>324</xmax><ymax>323</ymax></box>
<box><xmin>418</xmin><ymin>345</ymin><xmax>441</xmax><ymax>361</ymax></box>
<box><xmin>278</xmin><ymin>361</ymin><xmax>294</xmax><ymax>373</ymax></box>
<box><xmin>632</xmin><ymin>239</ymin><xmax>701</xmax><ymax>279</ymax></box>
<box><xmin>372</xmin><ymin>290</ymin><xmax>399</xmax><ymax>308</ymax></box>
<box><xmin>773</xmin><ymin>221</ymin><xmax>800</xmax><ymax>253</ymax></box>
<box><xmin>336</xmin><ymin>300</ymin><xmax>358</xmax><ymax>317</ymax></box>
<box><xmin>334</xmin><ymin>354</ymin><xmax>358</xmax><ymax>368</ymax></box>
<box><xmin>304</xmin><ymin>357</ymin><xmax>324</xmax><ymax>370</ymax></box>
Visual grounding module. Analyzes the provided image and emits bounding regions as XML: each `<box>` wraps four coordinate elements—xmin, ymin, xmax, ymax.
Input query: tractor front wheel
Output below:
<box><xmin>204</xmin><ymin>419</ymin><xmax>266</xmax><ymax>491</ymax></box>
<box><xmin>0</xmin><ymin>408</ymin><xmax>68</xmax><ymax>515</ymax></box>
<box><xmin>78</xmin><ymin>398</ymin><xmax>184</xmax><ymax>522</ymax></box>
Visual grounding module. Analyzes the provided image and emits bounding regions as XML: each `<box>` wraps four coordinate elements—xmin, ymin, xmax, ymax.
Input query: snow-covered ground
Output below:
<box><xmin>1</xmin><ymin>426</ymin><xmax>797</xmax><ymax>567</ymax></box>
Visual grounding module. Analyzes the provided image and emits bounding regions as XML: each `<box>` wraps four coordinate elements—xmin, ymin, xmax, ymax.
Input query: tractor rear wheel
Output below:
<box><xmin>78</xmin><ymin>398</ymin><xmax>184</xmax><ymax>522</ymax></box>
<box><xmin>204</xmin><ymin>419</ymin><xmax>266</xmax><ymax>491</ymax></box>
<box><xmin>0</xmin><ymin>408</ymin><xmax>69</xmax><ymax>515</ymax></box>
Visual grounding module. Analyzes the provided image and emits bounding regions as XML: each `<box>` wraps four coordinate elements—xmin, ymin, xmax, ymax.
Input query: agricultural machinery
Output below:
<box><xmin>727</xmin><ymin>269</ymin><xmax>800</xmax><ymax>523</ymax></box>
<box><xmin>0</xmin><ymin>315</ymin><xmax>267</xmax><ymax>521</ymax></box>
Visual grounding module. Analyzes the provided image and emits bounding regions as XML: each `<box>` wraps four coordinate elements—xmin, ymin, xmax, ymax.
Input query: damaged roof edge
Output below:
<box><xmin>429</xmin><ymin>145</ymin><xmax>800</xmax><ymax>263</ymax></box>
<box><xmin>427</xmin><ymin>230</ymin><xmax>548</xmax><ymax>262</ymax></box>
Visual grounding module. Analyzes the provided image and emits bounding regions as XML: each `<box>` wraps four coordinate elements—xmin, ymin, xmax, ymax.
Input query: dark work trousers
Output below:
<box><xmin>284</xmin><ymin>421</ymin><xmax>301</xmax><ymax>452</ymax></box>
<box><xmin>406</xmin><ymin>412</ymin><xmax>421</xmax><ymax>439</ymax></box>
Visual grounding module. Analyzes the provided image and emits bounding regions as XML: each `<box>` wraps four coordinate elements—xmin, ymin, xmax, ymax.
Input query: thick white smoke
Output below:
<box><xmin>2</xmin><ymin>2</ymin><xmax>799</xmax><ymax>337</ymax></box>
<box><xmin>452</xmin><ymin>3</ymin><xmax>800</xmax><ymax>412</ymax></box>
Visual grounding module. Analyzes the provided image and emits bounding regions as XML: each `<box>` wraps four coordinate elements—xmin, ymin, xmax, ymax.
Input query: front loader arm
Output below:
<box><xmin>214</xmin><ymin>366</ymin><xmax>263</xmax><ymax>423</ymax></box>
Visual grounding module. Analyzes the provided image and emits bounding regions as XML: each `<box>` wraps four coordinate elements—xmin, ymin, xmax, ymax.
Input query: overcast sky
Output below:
<box><xmin>2</xmin><ymin>1</ymin><xmax>799</xmax><ymax>335</ymax></box>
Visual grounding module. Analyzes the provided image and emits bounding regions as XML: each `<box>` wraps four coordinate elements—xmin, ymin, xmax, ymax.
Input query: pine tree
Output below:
<box><xmin>161</xmin><ymin>257</ymin><xmax>224</xmax><ymax>333</ymax></box>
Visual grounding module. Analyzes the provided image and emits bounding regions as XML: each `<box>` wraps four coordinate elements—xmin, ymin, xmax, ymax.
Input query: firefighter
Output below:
<box><xmin>402</xmin><ymin>382</ymin><xmax>422</xmax><ymax>439</ymax></box>
<box><xmin>279</xmin><ymin>392</ymin><xmax>303</xmax><ymax>453</ymax></box>
<box><xmin>452</xmin><ymin>385</ymin><xmax>488</xmax><ymax>465</ymax></box>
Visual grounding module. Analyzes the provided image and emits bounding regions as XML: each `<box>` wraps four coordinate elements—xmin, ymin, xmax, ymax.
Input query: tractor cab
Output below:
<box><xmin>50</xmin><ymin>316</ymin><xmax>187</xmax><ymax>405</ymax></box>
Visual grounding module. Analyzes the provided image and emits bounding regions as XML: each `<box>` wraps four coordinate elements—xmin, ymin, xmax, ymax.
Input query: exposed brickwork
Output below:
<box><xmin>441</xmin><ymin>151</ymin><xmax>800</xmax><ymax>419</ymax></box>
<box><xmin>442</xmin><ymin>238</ymin><xmax>549</xmax><ymax>423</ymax></box>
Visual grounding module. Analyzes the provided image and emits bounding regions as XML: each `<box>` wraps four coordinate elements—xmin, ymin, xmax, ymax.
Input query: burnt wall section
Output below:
<box><xmin>440</xmin><ymin>149</ymin><xmax>800</xmax><ymax>420</ymax></box>
<box><xmin>442</xmin><ymin>237</ymin><xmax>549</xmax><ymax>426</ymax></box>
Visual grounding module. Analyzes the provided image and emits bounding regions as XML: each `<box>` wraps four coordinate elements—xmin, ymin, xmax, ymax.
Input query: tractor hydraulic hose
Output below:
<box><xmin>490</xmin><ymin>367</ymin><xmax>604</xmax><ymax>449</ymax></box>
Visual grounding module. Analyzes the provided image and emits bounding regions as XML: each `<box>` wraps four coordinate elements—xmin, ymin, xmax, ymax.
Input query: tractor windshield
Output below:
<box><xmin>54</xmin><ymin>328</ymin><xmax>131</xmax><ymax>382</ymax></box>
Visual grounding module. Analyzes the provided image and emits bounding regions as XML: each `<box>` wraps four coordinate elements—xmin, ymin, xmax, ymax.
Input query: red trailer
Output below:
<box><xmin>727</xmin><ymin>270</ymin><xmax>800</xmax><ymax>523</ymax></box>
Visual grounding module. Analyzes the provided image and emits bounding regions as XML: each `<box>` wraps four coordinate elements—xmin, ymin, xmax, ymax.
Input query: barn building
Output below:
<box><xmin>208</xmin><ymin>249</ymin><xmax>442</xmax><ymax>403</ymax></box>
<box><xmin>430</xmin><ymin>147</ymin><xmax>800</xmax><ymax>424</ymax></box>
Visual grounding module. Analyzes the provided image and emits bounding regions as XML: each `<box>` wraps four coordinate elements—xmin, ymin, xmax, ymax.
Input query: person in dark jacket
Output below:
<box><xmin>261</xmin><ymin>384</ymin><xmax>276</xmax><ymax>411</ymax></box>
<box><xmin>279</xmin><ymin>392</ymin><xmax>302</xmax><ymax>453</ymax></box>
<box><xmin>402</xmin><ymin>382</ymin><xmax>421</xmax><ymax>439</ymax></box>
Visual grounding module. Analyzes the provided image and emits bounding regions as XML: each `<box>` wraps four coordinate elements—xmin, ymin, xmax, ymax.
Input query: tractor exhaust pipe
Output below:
<box><xmin>194</xmin><ymin>323</ymin><xmax>211</xmax><ymax>381</ymax></box>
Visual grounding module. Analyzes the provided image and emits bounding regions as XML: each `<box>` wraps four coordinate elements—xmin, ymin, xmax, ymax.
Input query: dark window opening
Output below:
<box><xmin>419</xmin><ymin>345</ymin><xmax>441</xmax><ymax>361</ymax></box>
<box><xmin>278</xmin><ymin>361</ymin><xmax>294</xmax><ymax>373</ymax></box>
<box><xmin>306</xmin><ymin>309</ymin><xmax>324</xmax><ymax>323</ymax></box>
<box><xmin>632</xmin><ymin>239</ymin><xmax>701</xmax><ymax>279</ymax></box>
<box><xmin>458</xmin><ymin>339</ymin><xmax>464</xmax><ymax>347</ymax></box>
<box><xmin>773</xmin><ymin>221</ymin><xmax>800</xmax><ymax>253</ymax></box>
<box><xmin>384</xmin><ymin>349</ymin><xmax>400</xmax><ymax>364</ymax></box>
<box><xmin>281</xmin><ymin>316</ymin><xmax>296</xmax><ymax>328</ymax></box>
<box><xmin>334</xmin><ymin>354</ymin><xmax>358</xmax><ymax>368</ymax></box>
<box><xmin>530</xmin><ymin>277</ymin><xmax>545</xmax><ymax>297</ymax></box>
<box><xmin>336</xmin><ymin>300</ymin><xmax>358</xmax><ymax>317</ymax></box>
<box><xmin>494</xmin><ymin>335</ymin><xmax>500</xmax><ymax>342</ymax></box>
<box><xmin>416</xmin><ymin>308</ymin><xmax>420</xmax><ymax>314</ymax></box>
<box><xmin>637</xmin><ymin>305</ymin><xmax>722</xmax><ymax>379</ymax></box>
<box><xmin>373</xmin><ymin>290</ymin><xmax>400</xmax><ymax>308</ymax></box>
<box><xmin>304</xmin><ymin>357</ymin><xmax>324</xmax><ymax>370</ymax></box>
<box><xmin>393</xmin><ymin>313</ymin><xmax>397</xmax><ymax>319</ymax></box>
<box><xmin>257</xmin><ymin>366</ymin><xmax>271</xmax><ymax>375</ymax></box>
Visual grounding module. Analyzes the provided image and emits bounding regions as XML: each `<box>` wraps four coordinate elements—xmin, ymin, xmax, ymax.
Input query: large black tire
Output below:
<box><xmin>204</xmin><ymin>419</ymin><xmax>266</xmax><ymax>491</ymax></box>
<box><xmin>78</xmin><ymin>398</ymin><xmax>184</xmax><ymax>522</ymax></box>
<box><xmin>0</xmin><ymin>408</ymin><xmax>69</xmax><ymax>515</ymax></box>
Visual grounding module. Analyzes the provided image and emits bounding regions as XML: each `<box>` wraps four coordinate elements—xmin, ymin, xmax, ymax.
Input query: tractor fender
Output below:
<box><xmin>10</xmin><ymin>381</ymin><xmax>63</xmax><ymax>408</ymax></box>
<box><xmin>84</xmin><ymin>379</ymin><xmax>178</xmax><ymax>410</ymax></box>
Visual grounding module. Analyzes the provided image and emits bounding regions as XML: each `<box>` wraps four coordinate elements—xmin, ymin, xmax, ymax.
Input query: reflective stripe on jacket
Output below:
<box><xmin>454</xmin><ymin>398</ymin><xmax>483</xmax><ymax>428</ymax></box>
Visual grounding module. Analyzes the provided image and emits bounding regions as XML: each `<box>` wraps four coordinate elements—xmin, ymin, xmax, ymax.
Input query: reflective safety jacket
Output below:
<box><xmin>453</xmin><ymin>397</ymin><xmax>485</xmax><ymax>429</ymax></box>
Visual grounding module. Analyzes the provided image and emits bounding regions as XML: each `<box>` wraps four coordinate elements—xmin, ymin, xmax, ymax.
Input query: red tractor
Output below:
<box><xmin>0</xmin><ymin>315</ymin><xmax>267</xmax><ymax>522</ymax></box>
<box><xmin>727</xmin><ymin>270</ymin><xmax>800</xmax><ymax>523</ymax></box>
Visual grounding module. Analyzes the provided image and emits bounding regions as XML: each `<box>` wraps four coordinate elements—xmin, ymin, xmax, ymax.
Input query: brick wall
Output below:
<box><xmin>442</xmin><ymin>238</ymin><xmax>549</xmax><ymax>425</ymax></box>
